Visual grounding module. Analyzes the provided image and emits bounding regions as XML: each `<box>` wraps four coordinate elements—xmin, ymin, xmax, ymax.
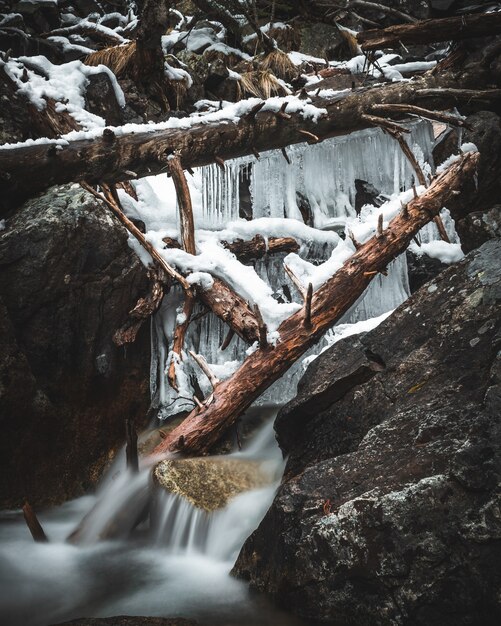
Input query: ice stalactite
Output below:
<box><xmin>151</xmin><ymin>121</ymin><xmax>439</xmax><ymax>416</ymax></box>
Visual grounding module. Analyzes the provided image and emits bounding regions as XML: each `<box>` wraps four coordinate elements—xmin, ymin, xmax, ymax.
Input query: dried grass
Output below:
<box><xmin>259</xmin><ymin>48</ymin><xmax>298</xmax><ymax>83</ymax></box>
<box><xmin>84</xmin><ymin>41</ymin><xmax>137</xmax><ymax>78</ymax></box>
<box><xmin>236</xmin><ymin>69</ymin><xmax>291</xmax><ymax>100</ymax></box>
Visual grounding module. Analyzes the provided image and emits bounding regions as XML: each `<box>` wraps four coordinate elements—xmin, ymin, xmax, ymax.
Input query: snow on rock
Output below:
<box><xmin>2</xmin><ymin>56</ymin><xmax>125</xmax><ymax>131</ymax></box>
<box><xmin>409</xmin><ymin>241</ymin><xmax>464</xmax><ymax>264</ymax></box>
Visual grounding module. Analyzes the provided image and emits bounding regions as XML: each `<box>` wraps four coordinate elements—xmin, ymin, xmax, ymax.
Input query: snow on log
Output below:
<box><xmin>152</xmin><ymin>151</ymin><xmax>480</xmax><ymax>457</ymax></box>
<box><xmin>0</xmin><ymin>69</ymin><xmax>492</xmax><ymax>210</ymax></box>
<box><xmin>358</xmin><ymin>12</ymin><xmax>501</xmax><ymax>51</ymax></box>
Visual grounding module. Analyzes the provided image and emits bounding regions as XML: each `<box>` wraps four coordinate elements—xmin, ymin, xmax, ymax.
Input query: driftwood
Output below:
<box><xmin>114</xmin><ymin>268</ymin><xmax>166</xmax><ymax>347</ymax></box>
<box><xmin>86</xmin><ymin>184</ymin><xmax>262</xmax><ymax>345</ymax></box>
<box><xmin>358</xmin><ymin>12</ymin><xmax>501</xmax><ymax>51</ymax></box>
<box><xmin>23</xmin><ymin>502</ymin><xmax>49</xmax><ymax>543</ymax></box>
<box><xmin>152</xmin><ymin>152</ymin><xmax>479</xmax><ymax>456</ymax></box>
<box><xmin>0</xmin><ymin>65</ymin><xmax>494</xmax><ymax>210</ymax></box>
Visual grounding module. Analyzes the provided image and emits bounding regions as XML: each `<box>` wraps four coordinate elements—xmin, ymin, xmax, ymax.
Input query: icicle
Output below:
<box><xmin>152</xmin><ymin>119</ymin><xmax>445</xmax><ymax>415</ymax></box>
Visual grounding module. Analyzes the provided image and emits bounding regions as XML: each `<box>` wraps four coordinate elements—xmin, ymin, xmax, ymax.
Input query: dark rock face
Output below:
<box><xmin>234</xmin><ymin>240</ymin><xmax>501</xmax><ymax>625</ymax></box>
<box><xmin>406</xmin><ymin>248</ymin><xmax>448</xmax><ymax>293</ymax></box>
<box><xmin>0</xmin><ymin>186</ymin><xmax>150</xmax><ymax>508</ymax></box>
<box><xmin>434</xmin><ymin>112</ymin><xmax>501</xmax><ymax>253</ymax></box>
<box><xmin>85</xmin><ymin>72</ymin><xmax>124</xmax><ymax>126</ymax></box>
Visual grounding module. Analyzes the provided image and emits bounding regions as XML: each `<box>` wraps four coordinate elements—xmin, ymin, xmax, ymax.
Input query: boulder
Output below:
<box><xmin>154</xmin><ymin>457</ymin><xmax>274</xmax><ymax>511</ymax></box>
<box><xmin>0</xmin><ymin>185</ymin><xmax>150</xmax><ymax>508</ymax></box>
<box><xmin>406</xmin><ymin>248</ymin><xmax>448</xmax><ymax>293</ymax></box>
<box><xmin>85</xmin><ymin>71</ymin><xmax>124</xmax><ymax>126</ymax></box>
<box><xmin>234</xmin><ymin>239</ymin><xmax>501</xmax><ymax>625</ymax></box>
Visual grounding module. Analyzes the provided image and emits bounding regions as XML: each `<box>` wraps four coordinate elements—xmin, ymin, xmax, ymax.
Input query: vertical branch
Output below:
<box><xmin>167</xmin><ymin>156</ymin><xmax>196</xmax><ymax>255</ymax></box>
<box><xmin>284</xmin><ymin>264</ymin><xmax>306</xmax><ymax>299</ymax></box>
<box><xmin>125</xmin><ymin>419</ymin><xmax>139</xmax><ymax>473</ymax></box>
<box><xmin>304</xmin><ymin>283</ymin><xmax>313</xmax><ymax>328</ymax></box>
<box><xmin>167</xmin><ymin>156</ymin><xmax>197</xmax><ymax>389</ymax></box>
<box><xmin>23</xmin><ymin>502</ymin><xmax>49</xmax><ymax>543</ymax></box>
<box><xmin>433</xmin><ymin>215</ymin><xmax>451</xmax><ymax>243</ymax></box>
<box><xmin>387</xmin><ymin>130</ymin><xmax>450</xmax><ymax>242</ymax></box>
<box><xmin>189</xmin><ymin>350</ymin><xmax>220</xmax><ymax>389</ymax></box>
<box><xmin>253</xmin><ymin>304</ymin><xmax>269</xmax><ymax>349</ymax></box>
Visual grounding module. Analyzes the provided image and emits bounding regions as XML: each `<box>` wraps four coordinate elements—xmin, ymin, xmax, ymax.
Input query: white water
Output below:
<box><xmin>0</xmin><ymin>412</ymin><xmax>303</xmax><ymax>626</ymax></box>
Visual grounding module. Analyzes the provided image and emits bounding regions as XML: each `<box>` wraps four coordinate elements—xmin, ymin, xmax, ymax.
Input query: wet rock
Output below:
<box><xmin>0</xmin><ymin>30</ymin><xmax>64</xmax><ymax>64</ymax></box>
<box><xmin>457</xmin><ymin>205</ymin><xmax>501</xmax><ymax>254</ymax></box>
<box><xmin>234</xmin><ymin>240</ymin><xmax>501</xmax><ymax>625</ymax></box>
<box><xmin>0</xmin><ymin>186</ymin><xmax>150</xmax><ymax>508</ymax></box>
<box><xmin>406</xmin><ymin>248</ymin><xmax>448</xmax><ymax>293</ymax></box>
<box><xmin>354</xmin><ymin>179</ymin><xmax>385</xmax><ymax>215</ymax></box>
<box><xmin>154</xmin><ymin>457</ymin><xmax>274</xmax><ymax>511</ymax></box>
<box><xmin>85</xmin><ymin>71</ymin><xmax>124</xmax><ymax>126</ymax></box>
<box><xmin>14</xmin><ymin>0</ymin><xmax>61</xmax><ymax>34</ymax></box>
<box><xmin>300</xmin><ymin>23</ymin><xmax>343</xmax><ymax>60</ymax></box>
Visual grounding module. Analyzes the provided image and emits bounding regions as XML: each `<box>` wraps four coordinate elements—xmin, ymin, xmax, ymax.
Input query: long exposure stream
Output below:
<box><xmin>0</xmin><ymin>410</ymin><xmax>306</xmax><ymax>626</ymax></box>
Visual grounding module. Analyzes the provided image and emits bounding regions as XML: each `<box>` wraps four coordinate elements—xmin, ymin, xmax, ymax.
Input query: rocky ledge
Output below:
<box><xmin>234</xmin><ymin>239</ymin><xmax>501</xmax><ymax>625</ymax></box>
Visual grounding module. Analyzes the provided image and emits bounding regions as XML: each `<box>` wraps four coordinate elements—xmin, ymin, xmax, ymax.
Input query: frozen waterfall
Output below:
<box><xmin>148</xmin><ymin>121</ymin><xmax>449</xmax><ymax>418</ymax></box>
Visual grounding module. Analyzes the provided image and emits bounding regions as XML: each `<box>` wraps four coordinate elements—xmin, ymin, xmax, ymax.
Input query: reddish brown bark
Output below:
<box><xmin>152</xmin><ymin>152</ymin><xmax>479</xmax><ymax>457</ymax></box>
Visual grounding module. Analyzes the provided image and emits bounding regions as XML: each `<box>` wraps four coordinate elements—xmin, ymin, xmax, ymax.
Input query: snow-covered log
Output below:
<box><xmin>0</xmin><ymin>68</ymin><xmax>494</xmax><ymax>211</ymax></box>
<box><xmin>358</xmin><ymin>12</ymin><xmax>501</xmax><ymax>51</ymax></box>
<box><xmin>151</xmin><ymin>151</ymin><xmax>480</xmax><ymax>456</ymax></box>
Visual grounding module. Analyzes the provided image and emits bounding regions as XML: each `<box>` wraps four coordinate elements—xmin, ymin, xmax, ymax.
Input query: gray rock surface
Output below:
<box><xmin>234</xmin><ymin>240</ymin><xmax>501</xmax><ymax>625</ymax></box>
<box><xmin>0</xmin><ymin>186</ymin><xmax>150</xmax><ymax>507</ymax></box>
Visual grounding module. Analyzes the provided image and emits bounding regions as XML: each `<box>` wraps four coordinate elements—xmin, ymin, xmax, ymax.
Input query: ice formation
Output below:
<box><xmin>131</xmin><ymin>120</ymin><xmax>457</xmax><ymax>418</ymax></box>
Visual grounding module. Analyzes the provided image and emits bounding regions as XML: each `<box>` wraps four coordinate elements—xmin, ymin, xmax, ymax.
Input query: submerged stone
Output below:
<box><xmin>154</xmin><ymin>458</ymin><xmax>273</xmax><ymax>512</ymax></box>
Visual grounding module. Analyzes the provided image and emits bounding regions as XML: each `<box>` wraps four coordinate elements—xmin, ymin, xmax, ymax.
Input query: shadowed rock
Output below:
<box><xmin>234</xmin><ymin>239</ymin><xmax>501</xmax><ymax>625</ymax></box>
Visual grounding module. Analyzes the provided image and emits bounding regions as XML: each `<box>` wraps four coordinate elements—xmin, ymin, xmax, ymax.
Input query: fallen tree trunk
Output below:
<box><xmin>163</xmin><ymin>234</ymin><xmax>300</xmax><ymax>262</ymax></box>
<box><xmin>358</xmin><ymin>12</ymin><xmax>501</xmax><ymax>51</ymax></box>
<box><xmin>0</xmin><ymin>65</ymin><xmax>493</xmax><ymax>210</ymax></box>
<box><xmin>152</xmin><ymin>151</ymin><xmax>479</xmax><ymax>456</ymax></box>
<box><xmin>85</xmin><ymin>183</ymin><xmax>261</xmax><ymax>345</ymax></box>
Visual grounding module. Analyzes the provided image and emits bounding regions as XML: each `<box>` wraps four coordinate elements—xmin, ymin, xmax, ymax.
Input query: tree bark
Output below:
<box><xmin>358</xmin><ymin>12</ymin><xmax>501</xmax><ymax>51</ymax></box>
<box><xmin>152</xmin><ymin>151</ymin><xmax>479</xmax><ymax>456</ymax></box>
<box><xmin>23</xmin><ymin>502</ymin><xmax>49</xmax><ymax>543</ymax></box>
<box><xmin>166</xmin><ymin>156</ymin><xmax>196</xmax><ymax>390</ymax></box>
<box><xmin>164</xmin><ymin>234</ymin><xmax>300</xmax><ymax>262</ymax></box>
<box><xmin>0</xmin><ymin>67</ymin><xmax>493</xmax><ymax>211</ymax></box>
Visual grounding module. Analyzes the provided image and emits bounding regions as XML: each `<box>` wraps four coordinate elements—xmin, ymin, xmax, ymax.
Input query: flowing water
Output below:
<box><xmin>0</xmin><ymin>411</ymin><xmax>305</xmax><ymax>626</ymax></box>
<box><xmin>0</xmin><ymin>123</ymin><xmax>450</xmax><ymax>625</ymax></box>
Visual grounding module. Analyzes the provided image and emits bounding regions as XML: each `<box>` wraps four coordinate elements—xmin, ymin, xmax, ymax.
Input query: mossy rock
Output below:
<box><xmin>154</xmin><ymin>457</ymin><xmax>273</xmax><ymax>512</ymax></box>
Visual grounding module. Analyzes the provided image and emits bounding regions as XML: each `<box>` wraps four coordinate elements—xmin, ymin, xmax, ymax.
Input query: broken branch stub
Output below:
<box><xmin>152</xmin><ymin>152</ymin><xmax>479</xmax><ymax>457</ymax></box>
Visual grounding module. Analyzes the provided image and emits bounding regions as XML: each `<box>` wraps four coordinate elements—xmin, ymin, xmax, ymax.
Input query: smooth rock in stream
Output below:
<box><xmin>154</xmin><ymin>458</ymin><xmax>273</xmax><ymax>512</ymax></box>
